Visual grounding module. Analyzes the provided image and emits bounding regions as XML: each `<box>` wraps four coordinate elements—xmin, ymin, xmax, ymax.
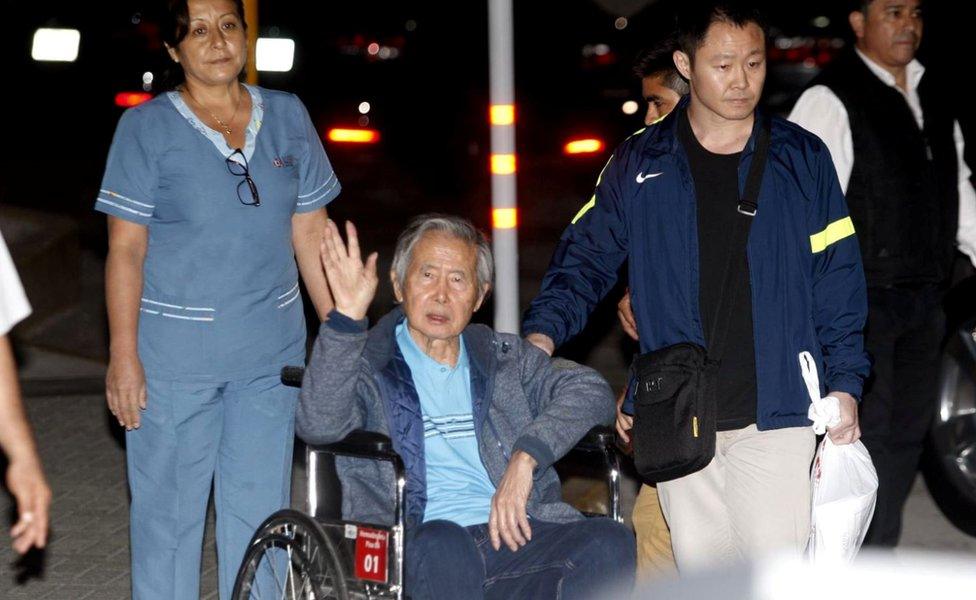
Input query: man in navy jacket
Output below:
<box><xmin>524</xmin><ymin>2</ymin><xmax>870</xmax><ymax>570</ymax></box>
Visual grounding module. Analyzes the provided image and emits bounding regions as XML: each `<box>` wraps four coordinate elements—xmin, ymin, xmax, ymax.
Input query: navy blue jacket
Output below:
<box><xmin>523</xmin><ymin>102</ymin><xmax>870</xmax><ymax>430</ymax></box>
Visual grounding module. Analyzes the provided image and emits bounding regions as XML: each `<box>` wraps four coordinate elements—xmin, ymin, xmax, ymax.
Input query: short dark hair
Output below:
<box><xmin>675</xmin><ymin>1</ymin><xmax>768</xmax><ymax>62</ymax></box>
<box><xmin>633</xmin><ymin>38</ymin><xmax>689</xmax><ymax>96</ymax></box>
<box><xmin>160</xmin><ymin>0</ymin><xmax>247</xmax><ymax>88</ymax></box>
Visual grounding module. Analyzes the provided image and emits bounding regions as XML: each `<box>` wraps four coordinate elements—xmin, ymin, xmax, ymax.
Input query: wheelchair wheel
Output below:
<box><xmin>233</xmin><ymin>509</ymin><xmax>349</xmax><ymax>600</ymax></box>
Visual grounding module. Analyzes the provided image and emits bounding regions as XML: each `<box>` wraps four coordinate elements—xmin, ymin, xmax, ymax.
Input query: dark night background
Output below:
<box><xmin>3</xmin><ymin>1</ymin><xmax>970</xmax><ymax>225</ymax></box>
<box><xmin>0</xmin><ymin>0</ymin><xmax>972</xmax><ymax>355</ymax></box>
<box><xmin>2</xmin><ymin>4</ymin><xmax>976</xmax><ymax>594</ymax></box>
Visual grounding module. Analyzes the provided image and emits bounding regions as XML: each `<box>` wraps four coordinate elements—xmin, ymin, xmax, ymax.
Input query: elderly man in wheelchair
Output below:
<box><xmin>289</xmin><ymin>214</ymin><xmax>636</xmax><ymax>599</ymax></box>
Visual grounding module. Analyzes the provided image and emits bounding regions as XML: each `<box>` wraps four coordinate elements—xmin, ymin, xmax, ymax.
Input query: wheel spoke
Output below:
<box><xmin>251</xmin><ymin>558</ymin><xmax>268</xmax><ymax>600</ymax></box>
<box><xmin>247</xmin><ymin>575</ymin><xmax>261</xmax><ymax>600</ymax></box>
<box><xmin>284</xmin><ymin>543</ymin><xmax>296</xmax><ymax>600</ymax></box>
<box><xmin>236</xmin><ymin>516</ymin><xmax>344</xmax><ymax>600</ymax></box>
<box><xmin>267</xmin><ymin>548</ymin><xmax>285</xmax><ymax>596</ymax></box>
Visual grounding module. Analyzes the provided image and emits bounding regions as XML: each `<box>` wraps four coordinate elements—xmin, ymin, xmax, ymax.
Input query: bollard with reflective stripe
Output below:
<box><xmin>489</xmin><ymin>0</ymin><xmax>519</xmax><ymax>334</ymax></box>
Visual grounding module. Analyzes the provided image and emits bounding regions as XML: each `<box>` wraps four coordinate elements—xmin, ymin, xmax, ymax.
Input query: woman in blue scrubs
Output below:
<box><xmin>96</xmin><ymin>0</ymin><xmax>338</xmax><ymax>597</ymax></box>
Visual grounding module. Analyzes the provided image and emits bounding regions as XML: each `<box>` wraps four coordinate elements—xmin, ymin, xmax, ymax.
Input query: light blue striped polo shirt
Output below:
<box><xmin>395</xmin><ymin>321</ymin><xmax>495</xmax><ymax>526</ymax></box>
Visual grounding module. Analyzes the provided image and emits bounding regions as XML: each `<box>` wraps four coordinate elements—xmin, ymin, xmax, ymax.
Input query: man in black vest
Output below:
<box><xmin>790</xmin><ymin>0</ymin><xmax>976</xmax><ymax>547</ymax></box>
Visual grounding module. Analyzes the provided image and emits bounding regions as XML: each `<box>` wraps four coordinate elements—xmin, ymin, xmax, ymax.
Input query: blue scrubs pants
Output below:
<box><xmin>126</xmin><ymin>373</ymin><xmax>298</xmax><ymax>599</ymax></box>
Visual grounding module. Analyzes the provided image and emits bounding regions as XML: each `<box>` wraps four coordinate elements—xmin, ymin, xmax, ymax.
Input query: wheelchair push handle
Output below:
<box><xmin>575</xmin><ymin>425</ymin><xmax>616</xmax><ymax>451</ymax></box>
<box><xmin>281</xmin><ymin>365</ymin><xmax>305</xmax><ymax>387</ymax></box>
<box><xmin>315</xmin><ymin>429</ymin><xmax>394</xmax><ymax>455</ymax></box>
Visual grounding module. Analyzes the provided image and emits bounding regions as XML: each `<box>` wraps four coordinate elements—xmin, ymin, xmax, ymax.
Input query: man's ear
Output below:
<box><xmin>673</xmin><ymin>49</ymin><xmax>692</xmax><ymax>81</ymax></box>
<box><xmin>849</xmin><ymin>10</ymin><xmax>866</xmax><ymax>41</ymax></box>
<box><xmin>391</xmin><ymin>271</ymin><xmax>403</xmax><ymax>303</ymax></box>
<box><xmin>165</xmin><ymin>42</ymin><xmax>180</xmax><ymax>63</ymax></box>
<box><xmin>473</xmin><ymin>283</ymin><xmax>490</xmax><ymax>313</ymax></box>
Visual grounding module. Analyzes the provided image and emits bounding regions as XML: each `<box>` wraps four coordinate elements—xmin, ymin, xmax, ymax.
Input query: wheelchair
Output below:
<box><xmin>232</xmin><ymin>366</ymin><xmax>622</xmax><ymax>600</ymax></box>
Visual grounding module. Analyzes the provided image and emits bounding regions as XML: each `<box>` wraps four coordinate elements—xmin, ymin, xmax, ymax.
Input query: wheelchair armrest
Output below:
<box><xmin>308</xmin><ymin>429</ymin><xmax>394</xmax><ymax>456</ymax></box>
<box><xmin>281</xmin><ymin>366</ymin><xmax>305</xmax><ymax>388</ymax></box>
<box><xmin>571</xmin><ymin>425</ymin><xmax>616</xmax><ymax>453</ymax></box>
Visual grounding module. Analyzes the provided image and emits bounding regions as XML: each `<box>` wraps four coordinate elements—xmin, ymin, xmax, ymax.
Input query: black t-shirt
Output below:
<box><xmin>677</xmin><ymin>112</ymin><xmax>757</xmax><ymax>430</ymax></box>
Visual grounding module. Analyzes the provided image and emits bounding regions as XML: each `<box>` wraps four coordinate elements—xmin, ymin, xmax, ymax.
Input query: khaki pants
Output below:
<box><xmin>631</xmin><ymin>483</ymin><xmax>676</xmax><ymax>580</ymax></box>
<box><xmin>657</xmin><ymin>424</ymin><xmax>815</xmax><ymax>571</ymax></box>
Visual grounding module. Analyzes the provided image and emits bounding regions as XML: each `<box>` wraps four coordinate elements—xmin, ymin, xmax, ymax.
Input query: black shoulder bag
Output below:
<box><xmin>631</xmin><ymin>117</ymin><xmax>771</xmax><ymax>483</ymax></box>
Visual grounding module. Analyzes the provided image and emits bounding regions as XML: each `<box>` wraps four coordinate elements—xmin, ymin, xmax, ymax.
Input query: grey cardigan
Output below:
<box><xmin>295</xmin><ymin>308</ymin><xmax>615</xmax><ymax>527</ymax></box>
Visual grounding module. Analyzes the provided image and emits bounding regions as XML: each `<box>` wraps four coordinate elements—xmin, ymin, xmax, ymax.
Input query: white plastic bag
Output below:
<box><xmin>799</xmin><ymin>352</ymin><xmax>878</xmax><ymax>564</ymax></box>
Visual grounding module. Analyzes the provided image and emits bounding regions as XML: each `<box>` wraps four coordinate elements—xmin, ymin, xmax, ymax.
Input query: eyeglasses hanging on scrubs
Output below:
<box><xmin>226</xmin><ymin>149</ymin><xmax>261</xmax><ymax>207</ymax></box>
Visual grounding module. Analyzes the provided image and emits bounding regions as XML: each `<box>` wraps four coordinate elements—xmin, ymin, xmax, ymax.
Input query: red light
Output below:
<box><xmin>564</xmin><ymin>138</ymin><xmax>605</xmax><ymax>155</ymax></box>
<box><xmin>115</xmin><ymin>92</ymin><xmax>152</xmax><ymax>107</ymax></box>
<box><xmin>327</xmin><ymin>128</ymin><xmax>380</xmax><ymax>144</ymax></box>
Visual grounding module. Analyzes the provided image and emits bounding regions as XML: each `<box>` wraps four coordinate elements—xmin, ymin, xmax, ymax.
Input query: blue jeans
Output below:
<box><xmin>405</xmin><ymin>517</ymin><xmax>636</xmax><ymax>600</ymax></box>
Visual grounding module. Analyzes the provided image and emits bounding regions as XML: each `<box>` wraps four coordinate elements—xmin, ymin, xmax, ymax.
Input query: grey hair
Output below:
<box><xmin>391</xmin><ymin>214</ymin><xmax>494</xmax><ymax>295</ymax></box>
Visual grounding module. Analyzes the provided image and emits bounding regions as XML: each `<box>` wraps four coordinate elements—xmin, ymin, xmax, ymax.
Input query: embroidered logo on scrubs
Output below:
<box><xmin>272</xmin><ymin>155</ymin><xmax>296</xmax><ymax>168</ymax></box>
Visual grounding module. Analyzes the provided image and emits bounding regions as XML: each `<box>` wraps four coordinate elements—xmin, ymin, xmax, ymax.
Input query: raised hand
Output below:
<box><xmin>320</xmin><ymin>220</ymin><xmax>378</xmax><ymax>321</ymax></box>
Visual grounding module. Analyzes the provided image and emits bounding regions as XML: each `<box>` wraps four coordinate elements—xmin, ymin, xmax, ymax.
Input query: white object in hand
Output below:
<box><xmin>799</xmin><ymin>351</ymin><xmax>842</xmax><ymax>434</ymax></box>
<box><xmin>798</xmin><ymin>351</ymin><xmax>878</xmax><ymax>564</ymax></box>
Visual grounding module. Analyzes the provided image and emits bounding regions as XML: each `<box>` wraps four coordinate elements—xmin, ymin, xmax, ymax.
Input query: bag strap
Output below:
<box><xmin>708</xmin><ymin>115</ymin><xmax>771</xmax><ymax>361</ymax></box>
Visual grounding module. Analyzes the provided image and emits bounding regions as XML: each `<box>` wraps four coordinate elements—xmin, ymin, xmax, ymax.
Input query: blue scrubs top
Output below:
<box><xmin>96</xmin><ymin>85</ymin><xmax>340</xmax><ymax>382</ymax></box>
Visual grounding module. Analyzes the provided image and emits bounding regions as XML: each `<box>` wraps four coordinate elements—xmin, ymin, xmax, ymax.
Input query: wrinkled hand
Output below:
<box><xmin>489</xmin><ymin>450</ymin><xmax>536</xmax><ymax>552</ymax></box>
<box><xmin>827</xmin><ymin>391</ymin><xmax>860</xmax><ymax>445</ymax></box>
<box><xmin>525</xmin><ymin>333</ymin><xmax>555</xmax><ymax>357</ymax></box>
<box><xmin>615</xmin><ymin>387</ymin><xmax>633</xmax><ymax>450</ymax></box>
<box><xmin>320</xmin><ymin>220</ymin><xmax>378</xmax><ymax>321</ymax></box>
<box><xmin>6</xmin><ymin>457</ymin><xmax>51</xmax><ymax>554</ymax></box>
<box><xmin>106</xmin><ymin>352</ymin><xmax>146</xmax><ymax>430</ymax></box>
<box><xmin>617</xmin><ymin>289</ymin><xmax>639</xmax><ymax>341</ymax></box>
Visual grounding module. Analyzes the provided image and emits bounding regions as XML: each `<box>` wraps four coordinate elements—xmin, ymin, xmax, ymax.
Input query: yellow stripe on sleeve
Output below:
<box><xmin>570</xmin><ymin>154</ymin><xmax>616</xmax><ymax>225</ymax></box>
<box><xmin>569</xmin><ymin>127</ymin><xmax>644</xmax><ymax>225</ymax></box>
<box><xmin>571</xmin><ymin>194</ymin><xmax>597</xmax><ymax>224</ymax></box>
<box><xmin>810</xmin><ymin>216</ymin><xmax>855</xmax><ymax>253</ymax></box>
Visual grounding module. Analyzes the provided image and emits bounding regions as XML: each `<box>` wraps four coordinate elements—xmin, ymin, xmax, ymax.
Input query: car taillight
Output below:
<box><xmin>327</xmin><ymin>128</ymin><xmax>380</xmax><ymax>144</ymax></box>
<box><xmin>564</xmin><ymin>138</ymin><xmax>604</xmax><ymax>155</ymax></box>
<box><xmin>115</xmin><ymin>92</ymin><xmax>153</xmax><ymax>107</ymax></box>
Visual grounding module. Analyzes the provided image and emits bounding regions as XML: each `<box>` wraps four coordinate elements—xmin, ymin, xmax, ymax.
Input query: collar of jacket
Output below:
<box><xmin>364</xmin><ymin>306</ymin><xmax>499</xmax><ymax>388</ymax></box>
<box><xmin>640</xmin><ymin>95</ymin><xmax>768</xmax><ymax>163</ymax></box>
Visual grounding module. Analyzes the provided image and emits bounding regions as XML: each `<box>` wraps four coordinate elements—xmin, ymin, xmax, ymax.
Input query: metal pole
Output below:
<box><xmin>488</xmin><ymin>0</ymin><xmax>519</xmax><ymax>333</ymax></box>
<box><xmin>244</xmin><ymin>0</ymin><xmax>259</xmax><ymax>85</ymax></box>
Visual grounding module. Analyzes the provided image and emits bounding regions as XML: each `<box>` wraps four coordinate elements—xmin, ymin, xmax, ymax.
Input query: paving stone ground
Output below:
<box><xmin>0</xmin><ymin>394</ymin><xmax>306</xmax><ymax>598</ymax></box>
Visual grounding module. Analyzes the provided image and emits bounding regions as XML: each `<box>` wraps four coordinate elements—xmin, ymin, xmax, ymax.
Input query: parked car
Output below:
<box><xmin>925</xmin><ymin>273</ymin><xmax>976</xmax><ymax>535</ymax></box>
